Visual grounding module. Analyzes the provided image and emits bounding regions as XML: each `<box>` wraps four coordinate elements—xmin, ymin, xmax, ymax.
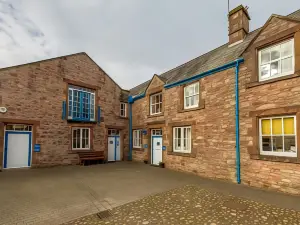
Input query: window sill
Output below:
<box><xmin>119</xmin><ymin>116</ymin><xmax>129</xmax><ymax>120</ymax></box>
<box><xmin>246</xmin><ymin>73</ymin><xmax>300</xmax><ymax>89</ymax></box>
<box><xmin>167</xmin><ymin>151</ymin><xmax>196</xmax><ymax>158</ymax></box>
<box><xmin>147</xmin><ymin>113</ymin><xmax>164</xmax><ymax>118</ymax></box>
<box><xmin>250</xmin><ymin>154</ymin><xmax>300</xmax><ymax>164</ymax></box>
<box><xmin>133</xmin><ymin>147</ymin><xmax>144</xmax><ymax>151</ymax></box>
<box><xmin>178</xmin><ymin>105</ymin><xmax>205</xmax><ymax>113</ymax></box>
<box><xmin>67</xmin><ymin>119</ymin><xmax>99</xmax><ymax>124</ymax></box>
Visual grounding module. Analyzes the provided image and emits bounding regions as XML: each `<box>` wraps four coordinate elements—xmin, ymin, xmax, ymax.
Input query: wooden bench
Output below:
<box><xmin>78</xmin><ymin>151</ymin><xmax>105</xmax><ymax>166</ymax></box>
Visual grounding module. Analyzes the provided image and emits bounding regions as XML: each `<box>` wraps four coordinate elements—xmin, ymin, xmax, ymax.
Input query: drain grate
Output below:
<box><xmin>97</xmin><ymin>210</ymin><xmax>113</xmax><ymax>220</ymax></box>
<box><xmin>223</xmin><ymin>200</ymin><xmax>248</xmax><ymax>211</ymax></box>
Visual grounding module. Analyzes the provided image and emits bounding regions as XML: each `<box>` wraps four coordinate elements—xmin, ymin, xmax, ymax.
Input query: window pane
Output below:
<box><xmin>189</xmin><ymin>85</ymin><xmax>194</xmax><ymax>95</ymax></box>
<box><xmin>185</xmin><ymin>97</ymin><xmax>189</xmax><ymax>107</ymax></box>
<box><xmin>262</xmin><ymin>136</ymin><xmax>272</xmax><ymax>151</ymax></box>
<box><xmin>177</xmin><ymin>128</ymin><xmax>181</xmax><ymax>139</ymax></box>
<box><xmin>155</xmin><ymin>104</ymin><xmax>159</xmax><ymax>113</ymax></box>
<box><xmin>184</xmin><ymin>87</ymin><xmax>189</xmax><ymax>96</ymax></box>
<box><xmin>270</xmin><ymin>61</ymin><xmax>280</xmax><ymax>76</ymax></box>
<box><xmin>177</xmin><ymin>138</ymin><xmax>181</xmax><ymax>148</ymax></box>
<box><xmin>195</xmin><ymin>83</ymin><xmax>199</xmax><ymax>94</ymax></box>
<box><xmin>6</xmin><ymin>125</ymin><xmax>14</xmax><ymax>130</ymax></box>
<box><xmin>260</xmin><ymin>64</ymin><xmax>270</xmax><ymax>78</ymax></box>
<box><xmin>261</xmin><ymin>50</ymin><xmax>270</xmax><ymax>64</ymax></box>
<box><xmin>261</xmin><ymin>119</ymin><xmax>271</xmax><ymax>135</ymax></box>
<box><xmin>156</xmin><ymin>95</ymin><xmax>159</xmax><ymax>103</ymax></box>
<box><xmin>272</xmin><ymin>118</ymin><xmax>282</xmax><ymax>135</ymax></box>
<box><xmin>85</xmin><ymin>129</ymin><xmax>89</xmax><ymax>139</ymax></box>
<box><xmin>151</xmin><ymin>105</ymin><xmax>155</xmax><ymax>114</ymax></box>
<box><xmin>68</xmin><ymin>90</ymin><xmax>73</xmax><ymax>117</ymax></box>
<box><xmin>191</xmin><ymin>96</ymin><xmax>194</xmax><ymax>106</ymax></box>
<box><xmin>281</xmin><ymin>40</ymin><xmax>293</xmax><ymax>57</ymax></box>
<box><xmin>195</xmin><ymin>94</ymin><xmax>199</xmax><ymax>106</ymax></box>
<box><xmin>73</xmin><ymin>130</ymin><xmax>77</xmax><ymax>149</ymax></box>
<box><xmin>283</xmin><ymin>117</ymin><xmax>294</xmax><ymax>134</ymax></box>
<box><xmin>271</xmin><ymin>47</ymin><xmax>280</xmax><ymax>61</ymax></box>
<box><xmin>272</xmin><ymin>136</ymin><xmax>283</xmax><ymax>152</ymax></box>
<box><xmin>187</xmin><ymin>128</ymin><xmax>191</xmax><ymax>150</ymax></box>
<box><xmin>284</xmin><ymin>136</ymin><xmax>296</xmax><ymax>153</ymax></box>
<box><xmin>281</xmin><ymin>57</ymin><xmax>293</xmax><ymax>74</ymax></box>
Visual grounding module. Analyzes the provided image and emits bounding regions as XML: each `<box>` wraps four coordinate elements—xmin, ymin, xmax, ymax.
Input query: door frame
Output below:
<box><xmin>151</xmin><ymin>129</ymin><xmax>163</xmax><ymax>165</ymax></box>
<box><xmin>3</xmin><ymin>131</ymin><xmax>32</xmax><ymax>169</ymax></box>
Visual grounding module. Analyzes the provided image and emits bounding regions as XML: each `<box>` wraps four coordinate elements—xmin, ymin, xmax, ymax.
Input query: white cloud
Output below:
<box><xmin>0</xmin><ymin>0</ymin><xmax>58</xmax><ymax>67</ymax></box>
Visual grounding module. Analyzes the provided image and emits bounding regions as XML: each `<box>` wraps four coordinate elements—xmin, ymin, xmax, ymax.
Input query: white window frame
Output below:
<box><xmin>258</xmin><ymin>39</ymin><xmax>294</xmax><ymax>81</ymax></box>
<box><xmin>108</xmin><ymin>129</ymin><xmax>120</xmax><ymax>136</ymax></box>
<box><xmin>150</xmin><ymin>92</ymin><xmax>162</xmax><ymax>115</ymax></box>
<box><xmin>72</xmin><ymin>127</ymin><xmax>91</xmax><ymax>150</ymax></box>
<box><xmin>151</xmin><ymin>129</ymin><xmax>162</xmax><ymax>136</ymax></box>
<box><xmin>173</xmin><ymin>126</ymin><xmax>192</xmax><ymax>153</ymax></box>
<box><xmin>5</xmin><ymin>124</ymin><xmax>32</xmax><ymax>131</ymax></box>
<box><xmin>133</xmin><ymin>130</ymin><xmax>142</xmax><ymax>148</ymax></box>
<box><xmin>259</xmin><ymin>115</ymin><xmax>297</xmax><ymax>157</ymax></box>
<box><xmin>184</xmin><ymin>82</ymin><xmax>199</xmax><ymax>109</ymax></box>
<box><xmin>120</xmin><ymin>103</ymin><xmax>126</xmax><ymax>117</ymax></box>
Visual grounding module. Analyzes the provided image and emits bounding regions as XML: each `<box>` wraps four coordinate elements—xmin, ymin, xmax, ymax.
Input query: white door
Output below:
<box><xmin>115</xmin><ymin>137</ymin><xmax>121</xmax><ymax>161</ymax></box>
<box><xmin>152</xmin><ymin>136</ymin><xmax>163</xmax><ymax>165</ymax></box>
<box><xmin>4</xmin><ymin>132</ymin><xmax>31</xmax><ymax>168</ymax></box>
<box><xmin>108</xmin><ymin>137</ymin><xmax>115</xmax><ymax>162</ymax></box>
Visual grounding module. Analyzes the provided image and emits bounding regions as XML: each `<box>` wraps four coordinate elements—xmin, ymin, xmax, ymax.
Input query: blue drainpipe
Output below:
<box><xmin>235</xmin><ymin>58</ymin><xmax>243</xmax><ymax>184</ymax></box>
<box><xmin>128</xmin><ymin>93</ymin><xmax>145</xmax><ymax>161</ymax></box>
<box><xmin>128</xmin><ymin>96</ymin><xmax>133</xmax><ymax>161</ymax></box>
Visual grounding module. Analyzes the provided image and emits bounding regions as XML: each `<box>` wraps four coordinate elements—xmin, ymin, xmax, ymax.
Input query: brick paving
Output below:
<box><xmin>1</xmin><ymin>162</ymin><xmax>300</xmax><ymax>225</ymax></box>
<box><xmin>64</xmin><ymin>185</ymin><xmax>300</xmax><ymax>225</ymax></box>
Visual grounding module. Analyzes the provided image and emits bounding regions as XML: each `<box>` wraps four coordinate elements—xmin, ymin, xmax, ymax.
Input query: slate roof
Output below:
<box><xmin>129</xmin><ymin>9</ymin><xmax>300</xmax><ymax>96</ymax></box>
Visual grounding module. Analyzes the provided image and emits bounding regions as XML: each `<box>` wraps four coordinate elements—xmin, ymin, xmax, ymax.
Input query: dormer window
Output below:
<box><xmin>259</xmin><ymin>39</ymin><xmax>294</xmax><ymax>81</ymax></box>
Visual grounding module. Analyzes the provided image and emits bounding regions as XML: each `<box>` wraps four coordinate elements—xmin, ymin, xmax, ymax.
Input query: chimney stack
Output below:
<box><xmin>228</xmin><ymin>5</ymin><xmax>251</xmax><ymax>46</ymax></box>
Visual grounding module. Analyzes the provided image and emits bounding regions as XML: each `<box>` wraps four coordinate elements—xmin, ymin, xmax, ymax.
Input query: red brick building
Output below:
<box><xmin>1</xmin><ymin>5</ymin><xmax>300</xmax><ymax>195</ymax></box>
<box><xmin>0</xmin><ymin>53</ymin><xmax>129</xmax><ymax>168</ymax></box>
<box><xmin>128</xmin><ymin>6</ymin><xmax>300</xmax><ymax>194</ymax></box>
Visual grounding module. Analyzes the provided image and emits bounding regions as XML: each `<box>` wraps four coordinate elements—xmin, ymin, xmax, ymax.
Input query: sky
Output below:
<box><xmin>0</xmin><ymin>0</ymin><xmax>299</xmax><ymax>90</ymax></box>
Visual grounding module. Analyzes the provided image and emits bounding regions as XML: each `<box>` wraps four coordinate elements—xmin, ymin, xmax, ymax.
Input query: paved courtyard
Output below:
<box><xmin>65</xmin><ymin>185</ymin><xmax>300</xmax><ymax>225</ymax></box>
<box><xmin>0</xmin><ymin>162</ymin><xmax>300</xmax><ymax>225</ymax></box>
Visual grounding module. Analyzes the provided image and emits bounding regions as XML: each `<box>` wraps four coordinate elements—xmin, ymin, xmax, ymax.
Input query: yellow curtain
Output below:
<box><xmin>272</xmin><ymin>118</ymin><xmax>282</xmax><ymax>135</ymax></box>
<box><xmin>262</xmin><ymin>119</ymin><xmax>271</xmax><ymax>135</ymax></box>
<box><xmin>284</xmin><ymin>117</ymin><xmax>294</xmax><ymax>134</ymax></box>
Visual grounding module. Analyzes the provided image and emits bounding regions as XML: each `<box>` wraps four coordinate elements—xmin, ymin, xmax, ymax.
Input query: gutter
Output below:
<box><xmin>164</xmin><ymin>59</ymin><xmax>244</xmax><ymax>89</ymax></box>
<box><xmin>127</xmin><ymin>58</ymin><xmax>244</xmax><ymax>184</ymax></box>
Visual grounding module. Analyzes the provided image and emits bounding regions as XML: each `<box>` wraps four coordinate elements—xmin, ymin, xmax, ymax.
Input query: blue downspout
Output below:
<box><xmin>235</xmin><ymin>58</ymin><xmax>243</xmax><ymax>184</ymax></box>
<box><xmin>128</xmin><ymin>96</ymin><xmax>133</xmax><ymax>161</ymax></box>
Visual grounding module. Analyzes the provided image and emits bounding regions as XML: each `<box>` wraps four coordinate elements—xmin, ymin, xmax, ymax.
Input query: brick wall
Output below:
<box><xmin>0</xmin><ymin>53</ymin><xmax>128</xmax><ymax>167</ymax></box>
<box><xmin>132</xmin><ymin>68</ymin><xmax>238</xmax><ymax>181</ymax></box>
<box><xmin>131</xmin><ymin>17</ymin><xmax>300</xmax><ymax>194</ymax></box>
<box><xmin>239</xmin><ymin>18</ymin><xmax>300</xmax><ymax>194</ymax></box>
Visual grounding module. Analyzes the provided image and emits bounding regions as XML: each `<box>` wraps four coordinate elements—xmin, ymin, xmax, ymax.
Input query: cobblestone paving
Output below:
<box><xmin>64</xmin><ymin>185</ymin><xmax>300</xmax><ymax>225</ymax></box>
